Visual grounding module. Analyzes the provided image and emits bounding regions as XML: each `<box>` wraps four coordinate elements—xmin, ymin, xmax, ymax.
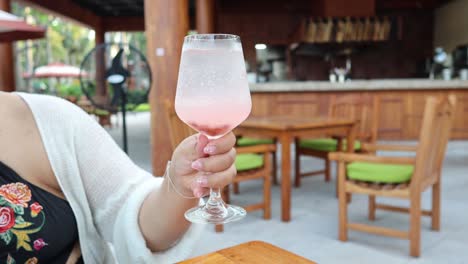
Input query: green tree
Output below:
<box><xmin>12</xmin><ymin>3</ymin><xmax>94</xmax><ymax>92</ymax></box>
<box><xmin>11</xmin><ymin>3</ymin><xmax>148</xmax><ymax>93</ymax></box>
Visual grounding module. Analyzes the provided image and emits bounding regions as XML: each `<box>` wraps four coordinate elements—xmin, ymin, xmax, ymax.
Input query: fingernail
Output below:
<box><xmin>191</xmin><ymin>160</ymin><xmax>202</xmax><ymax>170</ymax></box>
<box><xmin>195</xmin><ymin>190</ymin><xmax>203</xmax><ymax>198</ymax></box>
<box><xmin>204</xmin><ymin>145</ymin><xmax>216</xmax><ymax>154</ymax></box>
<box><xmin>196</xmin><ymin>176</ymin><xmax>208</xmax><ymax>187</ymax></box>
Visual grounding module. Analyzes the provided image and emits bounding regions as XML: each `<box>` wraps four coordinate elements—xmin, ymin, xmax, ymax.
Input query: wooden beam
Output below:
<box><xmin>0</xmin><ymin>0</ymin><xmax>15</xmax><ymax>92</ymax></box>
<box><xmin>346</xmin><ymin>181</ymin><xmax>410</xmax><ymax>199</ymax></box>
<box><xmin>361</xmin><ymin>143</ymin><xmax>418</xmax><ymax>152</ymax></box>
<box><xmin>144</xmin><ymin>0</ymin><xmax>189</xmax><ymax>175</ymax></box>
<box><xmin>375</xmin><ymin>203</ymin><xmax>433</xmax><ymax>216</ymax></box>
<box><xmin>196</xmin><ymin>0</ymin><xmax>215</xmax><ymax>33</ymax></box>
<box><xmin>103</xmin><ymin>16</ymin><xmax>145</xmax><ymax>32</ymax></box>
<box><xmin>377</xmin><ymin>0</ymin><xmax>438</xmax><ymax>10</ymax></box>
<box><xmin>328</xmin><ymin>153</ymin><xmax>416</xmax><ymax>165</ymax></box>
<box><xmin>347</xmin><ymin>223</ymin><xmax>409</xmax><ymax>239</ymax></box>
<box><xmin>17</xmin><ymin>0</ymin><xmax>100</xmax><ymax>28</ymax></box>
<box><xmin>323</xmin><ymin>0</ymin><xmax>375</xmax><ymax>16</ymax></box>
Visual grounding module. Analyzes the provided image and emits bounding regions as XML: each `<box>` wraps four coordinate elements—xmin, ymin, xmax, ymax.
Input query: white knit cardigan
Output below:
<box><xmin>16</xmin><ymin>92</ymin><xmax>204</xmax><ymax>263</ymax></box>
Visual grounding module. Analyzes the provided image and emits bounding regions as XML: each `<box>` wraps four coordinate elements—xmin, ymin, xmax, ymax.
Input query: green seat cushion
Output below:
<box><xmin>237</xmin><ymin>137</ymin><xmax>274</xmax><ymax>147</ymax></box>
<box><xmin>235</xmin><ymin>153</ymin><xmax>264</xmax><ymax>172</ymax></box>
<box><xmin>94</xmin><ymin>109</ymin><xmax>110</xmax><ymax>116</ymax></box>
<box><xmin>347</xmin><ymin>162</ymin><xmax>414</xmax><ymax>183</ymax></box>
<box><xmin>299</xmin><ymin>138</ymin><xmax>361</xmax><ymax>152</ymax></box>
<box><xmin>133</xmin><ymin>103</ymin><xmax>150</xmax><ymax>112</ymax></box>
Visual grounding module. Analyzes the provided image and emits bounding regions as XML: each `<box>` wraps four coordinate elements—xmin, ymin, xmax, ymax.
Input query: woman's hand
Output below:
<box><xmin>139</xmin><ymin>132</ymin><xmax>236</xmax><ymax>251</ymax></box>
<box><xmin>170</xmin><ymin>132</ymin><xmax>237</xmax><ymax>198</ymax></box>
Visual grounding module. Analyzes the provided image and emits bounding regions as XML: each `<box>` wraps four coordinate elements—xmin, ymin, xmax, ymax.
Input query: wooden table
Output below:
<box><xmin>178</xmin><ymin>241</ymin><xmax>316</xmax><ymax>264</ymax></box>
<box><xmin>236</xmin><ymin>116</ymin><xmax>357</xmax><ymax>222</ymax></box>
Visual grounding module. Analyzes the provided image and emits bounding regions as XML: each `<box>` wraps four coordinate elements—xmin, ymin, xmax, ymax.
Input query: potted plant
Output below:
<box><xmin>57</xmin><ymin>82</ymin><xmax>83</xmax><ymax>103</ymax></box>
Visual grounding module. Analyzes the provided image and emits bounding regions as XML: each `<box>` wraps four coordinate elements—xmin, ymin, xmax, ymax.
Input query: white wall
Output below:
<box><xmin>434</xmin><ymin>0</ymin><xmax>468</xmax><ymax>52</ymax></box>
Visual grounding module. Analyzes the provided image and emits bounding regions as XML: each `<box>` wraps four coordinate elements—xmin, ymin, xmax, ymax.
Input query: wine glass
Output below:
<box><xmin>175</xmin><ymin>34</ymin><xmax>251</xmax><ymax>224</ymax></box>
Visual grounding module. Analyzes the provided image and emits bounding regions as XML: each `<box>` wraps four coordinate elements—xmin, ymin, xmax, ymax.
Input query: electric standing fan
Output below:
<box><xmin>79</xmin><ymin>43</ymin><xmax>152</xmax><ymax>153</ymax></box>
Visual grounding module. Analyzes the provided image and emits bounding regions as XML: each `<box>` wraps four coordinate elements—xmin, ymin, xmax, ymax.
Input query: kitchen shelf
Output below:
<box><xmin>290</xmin><ymin>16</ymin><xmax>402</xmax><ymax>45</ymax></box>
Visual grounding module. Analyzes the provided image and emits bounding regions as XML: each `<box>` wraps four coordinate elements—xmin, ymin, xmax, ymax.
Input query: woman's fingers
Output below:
<box><xmin>175</xmin><ymin>132</ymin><xmax>237</xmax><ymax>198</ymax></box>
<box><xmin>205</xmin><ymin>164</ymin><xmax>236</xmax><ymax>188</ymax></box>
<box><xmin>191</xmin><ymin>148</ymin><xmax>236</xmax><ymax>173</ymax></box>
<box><xmin>201</xmin><ymin>132</ymin><xmax>236</xmax><ymax>155</ymax></box>
<box><xmin>180</xmin><ymin>132</ymin><xmax>235</xmax><ymax>162</ymax></box>
<box><xmin>190</xmin><ymin>163</ymin><xmax>237</xmax><ymax>197</ymax></box>
<box><xmin>191</xmin><ymin>186</ymin><xmax>208</xmax><ymax>198</ymax></box>
<box><xmin>191</xmin><ymin>164</ymin><xmax>237</xmax><ymax>192</ymax></box>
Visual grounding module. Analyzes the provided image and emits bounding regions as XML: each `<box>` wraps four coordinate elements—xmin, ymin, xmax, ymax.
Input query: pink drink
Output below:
<box><xmin>176</xmin><ymin>100</ymin><xmax>251</xmax><ymax>138</ymax></box>
<box><xmin>176</xmin><ymin>46</ymin><xmax>251</xmax><ymax>139</ymax></box>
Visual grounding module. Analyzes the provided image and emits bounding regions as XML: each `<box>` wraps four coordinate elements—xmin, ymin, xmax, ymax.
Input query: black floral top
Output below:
<box><xmin>0</xmin><ymin>161</ymin><xmax>82</xmax><ymax>264</ymax></box>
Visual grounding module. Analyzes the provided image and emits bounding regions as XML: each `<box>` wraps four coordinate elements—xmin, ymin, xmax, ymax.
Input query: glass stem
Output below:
<box><xmin>202</xmin><ymin>140</ymin><xmax>227</xmax><ymax>216</ymax></box>
<box><xmin>204</xmin><ymin>187</ymin><xmax>228</xmax><ymax>217</ymax></box>
<box><xmin>211</xmin><ymin>187</ymin><xmax>221</xmax><ymax>198</ymax></box>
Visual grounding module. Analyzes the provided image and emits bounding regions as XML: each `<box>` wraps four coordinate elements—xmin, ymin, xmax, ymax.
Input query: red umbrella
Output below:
<box><xmin>23</xmin><ymin>63</ymin><xmax>87</xmax><ymax>79</ymax></box>
<box><xmin>0</xmin><ymin>10</ymin><xmax>46</xmax><ymax>42</ymax></box>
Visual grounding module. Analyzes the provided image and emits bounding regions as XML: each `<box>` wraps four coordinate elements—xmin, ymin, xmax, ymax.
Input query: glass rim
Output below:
<box><xmin>184</xmin><ymin>34</ymin><xmax>240</xmax><ymax>41</ymax></box>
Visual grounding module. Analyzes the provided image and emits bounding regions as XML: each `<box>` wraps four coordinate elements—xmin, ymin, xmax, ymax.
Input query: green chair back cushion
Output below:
<box><xmin>347</xmin><ymin>162</ymin><xmax>414</xmax><ymax>183</ymax></box>
<box><xmin>237</xmin><ymin>137</ymin><xmax>274</xmax><ymax>147</ymax></box>
<box><xmin>299</xmin><ymin>138</ymin><xmax>361</xmax><ymax>152</ymax></box>
<box><xmin>235</xmin><ymin>153</ymin><xmax>264</xmax><ymax>172</ymax></box>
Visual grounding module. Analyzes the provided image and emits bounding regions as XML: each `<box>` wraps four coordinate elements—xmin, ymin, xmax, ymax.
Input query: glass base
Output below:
<box><xmin>185</xmin><ymin>203</ymin><xmax>246</xmax><ymax>224</ymax></box>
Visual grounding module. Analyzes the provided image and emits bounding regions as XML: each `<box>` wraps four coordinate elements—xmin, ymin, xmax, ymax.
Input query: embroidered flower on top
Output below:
<box><xmin>30</xmin><ymin>202</ymin><xmax>43</xmax><ymax>218</ymax></box>
<box><xmin>0</xmin><ymin>206</ymin><xmax>15</xmax><ymax>233</ymax></box>
<box><xmin>0</xmin><ymin>183</ymin><xmax>46</xmax><ymax>253</ymax></box>
<box><xmin>0</xmin><ymin>182</ymin><xmax>32</xmax><ymax>208</ymax></box>
<box><xmin>33</xmin><ymin>238</ymin><xmax>47</xmax><ymax>251</ymax></box>
<box><xmin>25</xmin><ymin>257</ymin><xmax>39</xmax><ymax>264</ymax></box>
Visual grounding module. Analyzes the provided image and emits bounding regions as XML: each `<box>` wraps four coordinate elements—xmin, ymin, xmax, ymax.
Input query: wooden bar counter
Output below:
<box><xmin>249</xmin><ymin>79</ymin><xmax>468</xmax><ymax>140</ymax></box>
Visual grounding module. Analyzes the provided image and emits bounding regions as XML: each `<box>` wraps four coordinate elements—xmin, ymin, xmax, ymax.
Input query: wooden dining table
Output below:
<box><xmin>235</xmin><ymin>116</ymin><xmax>358</xmax><ymax>222</ymax></box>
<box><xmin>178</xmin><ymin>241</ymin><xmax>316</xmax><ymax>263</ymax></box>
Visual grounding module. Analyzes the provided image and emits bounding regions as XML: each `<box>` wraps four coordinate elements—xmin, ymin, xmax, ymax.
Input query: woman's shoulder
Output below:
<box><xmin>15</xmin><ymin>92</ymin><xmax>89</xmax><ymax>122</ymax></box>
<box><xmin>16</xmin><ymin>92</ymin><xmax>79</xmax><ymax>110</ymax></box>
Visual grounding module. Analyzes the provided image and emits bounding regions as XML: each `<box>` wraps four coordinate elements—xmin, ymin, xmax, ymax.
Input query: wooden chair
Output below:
<box><xmin>164</xmin><ymin>100</ymin><xmax>274</xmax><ymax>232</ymax></box>
<box><xmin>233</xmin><ymin>136</ymin><xmax>277</xmax><ymax>194</ymax></box>
<box><xmin>94</xmin><ymin>109</ymin><xmax>114</xmax><ymax>128</ymax></box>
<box><xmin>329</xmin><ymin>95</ymin><xmax>456</xmax><ymax>257</ymax></box>
<box><xmin>295</xmin><ymin>94</ymin><xmax>380</xmax><ymax>190</ymax></box>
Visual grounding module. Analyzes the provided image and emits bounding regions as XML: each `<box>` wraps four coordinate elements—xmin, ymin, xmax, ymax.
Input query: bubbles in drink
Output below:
<box><xmin>176</xmin><ymin>34</ymin><xmax>249</xmax><ymax>224</ymax></box>
<box><xmin>175</xmin><ymin>47</ymin><xmax>252</xmax><ymax>138</ymax></box>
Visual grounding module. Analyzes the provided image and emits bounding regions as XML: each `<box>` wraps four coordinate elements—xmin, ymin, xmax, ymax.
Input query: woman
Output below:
<box><xmin>0</xmin><ymin>91</ymin><xmax>237</xmax><ymax>263</ymax></box>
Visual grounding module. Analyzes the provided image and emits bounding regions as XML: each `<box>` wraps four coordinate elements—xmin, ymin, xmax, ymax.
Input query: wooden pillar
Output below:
<box><xmin>0</xmin><ymin>0</ymin><xmax>15</xmax><ymax>92</ymax></box>
<box><xmin>95</xmin><ymin>21</ymin><xmax>105</xmax><ymax>45</ymax></box>
<box><xmin>196</xmin><ymin>0</ymin><xmax>215</xmax><ymax>34</ymax></box>
<box><xmin>243</xmin><ymin>40</ymin><xmax>257</xmax><ymax>73</ymax></box>
<box><xmin>144</xmin><ymin>0</ymin><xmax>189</xmax><ymax>175</ymax></box>
<box><xmin>94</xmin><ymin>20</ymin><xmax>107</xmax><ymax>102</ymax></box>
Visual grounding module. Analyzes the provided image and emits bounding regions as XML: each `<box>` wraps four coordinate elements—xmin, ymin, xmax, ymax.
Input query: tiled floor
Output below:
<box><xmin>107</xmin><ymin>112</ymin><xmax>468</xmax><ymax>263</ymax></box>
